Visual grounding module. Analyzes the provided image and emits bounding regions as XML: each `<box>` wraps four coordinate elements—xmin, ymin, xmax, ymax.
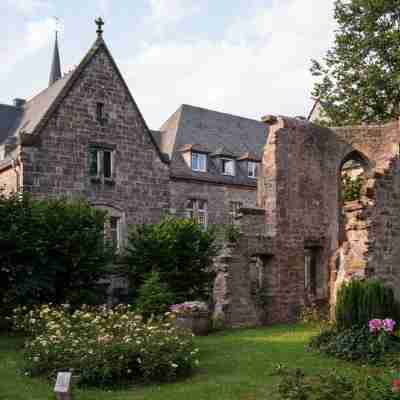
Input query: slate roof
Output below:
<box><xmin>157</xmin><ymin>104</ymin><xmax>268</xmax><ymax>187</ymax></box>
<box><xmin>0</xmin><ymin>104</ymin><xmax>24</xmax><ymax>144</ymax></box>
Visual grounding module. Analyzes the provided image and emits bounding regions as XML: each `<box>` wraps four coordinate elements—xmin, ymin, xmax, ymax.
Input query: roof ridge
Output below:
<box><xmin>180</xmin><ymin>103</ymin><xmax>264</xmax><ymax>125</ymax></box>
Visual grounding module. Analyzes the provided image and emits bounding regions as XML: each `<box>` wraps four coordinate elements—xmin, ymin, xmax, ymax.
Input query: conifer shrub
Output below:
<box><xmin>336</xmin><ymin>280</ymin><xmax>397</xmax><ymax>331</ymax></box>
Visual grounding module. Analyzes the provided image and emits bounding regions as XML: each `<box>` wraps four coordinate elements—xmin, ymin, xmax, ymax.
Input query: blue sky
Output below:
<box><xmin>0</xmin><ymin>0</ymin><xmax>335</xmax><ymax>128</ymax></box>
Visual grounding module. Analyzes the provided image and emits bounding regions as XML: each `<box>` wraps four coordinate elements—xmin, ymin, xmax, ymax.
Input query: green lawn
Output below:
<box><xmin>0</xmin><ymin>325</ymin><xmax>383</xmax><ymax>400</ymax></box>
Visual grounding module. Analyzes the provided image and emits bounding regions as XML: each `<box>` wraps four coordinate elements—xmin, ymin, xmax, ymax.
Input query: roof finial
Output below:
<box><xmin>95</xmin><ymin>17</ymin><xmax>104</xmax><ymax>37</ymax></box>
<box><xmin>49</xmin><ymin>17</ymin><xmax>62</xmax><ymax>87</ymax></box>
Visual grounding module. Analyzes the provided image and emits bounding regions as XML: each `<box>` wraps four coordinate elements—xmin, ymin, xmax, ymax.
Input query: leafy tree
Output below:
<box><xmin>135</xmin><ymin>272</ymin><xmax>175</xmax><ymax>319</ymax></box>
<box><xmin>0</xmin><ymin>192</ymin><xmax>113</xmax><ymax>311</ymax></box>
<box><xmin>124</xmin><ymin>217</ymin><xmax>218</xmax><ymax>303</ymax></box>
<box><xmin>311</xmin><ymin>0</ymin><xmax>400</xmax><ymax>126</ymax></box>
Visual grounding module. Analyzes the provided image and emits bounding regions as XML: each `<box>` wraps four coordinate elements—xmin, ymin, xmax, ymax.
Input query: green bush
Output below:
<box><xmin>13</xmin><ymin>304</ymin><xmax>199</xmax><ymax>387</ymax></box>
<box><xmin>124</xmin><ymin>216</ymin><xmax>218</xmax><ymax>303</ymax></box>
<box><xmin>0</xmin><ymin>193</ymin><xmax>113</xmax><ymax>314</ymax></box>
<box><xmin>309</xmin><ymin>325</ymin><xmax>399</xmax><ymax>362</ymax></box>
<box><xmin>336</xmin><ymin>280</ymin><xmax>397</xmax><ymax>331</ymax></box>
<box><xmin>135</xmin><ymin>272</ymin><xmax>175</xmax><ymax>319</ymax></box>
<box><xmin>275</xmin><ymin>365</ymin><xmax>398</xmax><ymax>400</ymax></box>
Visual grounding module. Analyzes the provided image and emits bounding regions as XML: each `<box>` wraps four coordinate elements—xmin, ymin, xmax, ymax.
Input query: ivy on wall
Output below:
<box><xmin>342</xmin><ymin>173</ymin><xmax>363</xmax><ymax>202</ymax></box>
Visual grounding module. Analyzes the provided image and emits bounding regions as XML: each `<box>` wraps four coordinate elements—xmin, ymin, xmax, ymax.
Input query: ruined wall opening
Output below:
<box><xmin>304</xmin><ymin>246</ymin><xmax>326</xmax><ymax>301</ymax></box>
<box><xmin>249</xmin><ymin>254</ymin><xmax>274</xmax><ymax>323</ymax></box>
<box><xmin>338</xmin><ymin>151</ymin><xmax>370</xmax><ymax>244</ymax></box>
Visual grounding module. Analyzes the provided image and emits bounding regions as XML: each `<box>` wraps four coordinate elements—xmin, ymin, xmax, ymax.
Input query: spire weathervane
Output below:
<box><xmin>95</xmin><ymin>17</ymin><xmax>104</xmax><ymax>37</ymax></box>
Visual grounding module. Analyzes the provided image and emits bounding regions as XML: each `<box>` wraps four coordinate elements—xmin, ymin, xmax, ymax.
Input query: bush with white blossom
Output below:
<box><xmin>13</xmin><ymin>304</ymin><xmax>199</xmax><ymax>387</ymax></box>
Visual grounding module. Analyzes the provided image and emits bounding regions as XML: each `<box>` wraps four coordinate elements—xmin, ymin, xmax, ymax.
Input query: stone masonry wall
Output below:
<box><xmin>20</xmin><ymin>42</ymin><xmax>170</xmax><ymax>230</ymax></box>
<box><xmin>169</xmin><ymin>178</ymin><xmax>256</xmax><ymax>226</ymax></box>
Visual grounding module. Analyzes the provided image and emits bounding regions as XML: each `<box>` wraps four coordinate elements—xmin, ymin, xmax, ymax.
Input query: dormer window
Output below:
<box><xmin>191</xmin><ymin>152</ymin><xmax>207</xmax><ymax>172</ymax></box>
<box><xmin>221</xmin><ymin>158</ymin><xmax>235</xmax><ymax>176</ymax></box>
<box><xmin>248</xmin><ymin>161</ymin><xmax>258</xmax><ymax>178</ymax></box>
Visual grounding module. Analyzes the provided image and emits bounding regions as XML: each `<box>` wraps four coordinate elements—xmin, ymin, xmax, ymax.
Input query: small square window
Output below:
<box><xmin>191</xmin><ymin>152</ymin><xmax>207</xmax><ymax>172</ymax></box>
<box><xmin>248</xmin><ymin>161</ymin><xmax>258</xmax><ymax>178</ymax></box>
<box><xmin>185</xmin><ymin>199</ymin><xmax>208</xmax><ymax>228</ymax></box>
<box><xmin>221</xmin><ymin>159</ymin><xmax>235</xmax><ymax>176</ymax></box>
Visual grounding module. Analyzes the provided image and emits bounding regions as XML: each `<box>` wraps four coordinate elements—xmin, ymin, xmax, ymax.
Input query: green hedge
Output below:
<box><xmin>336</xmin><ymin>279</ymin><xmax>397</xmax><ymax>330</ymax></box>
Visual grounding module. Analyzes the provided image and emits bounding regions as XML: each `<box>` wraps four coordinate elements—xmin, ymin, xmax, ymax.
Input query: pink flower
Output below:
<box><xmin>392</xmin><ymin>379</ymin><xmax>400</xmax><ymax>393</ymax></box>
<box><xmin>369</xmin><ymin>319</ymin><xmax>383</xmax><ymax>333</ymax></box>
<box><xmin>383</xmin><ymin>318</ymin><xmax>396</xmax><ymax>333</ymax></box>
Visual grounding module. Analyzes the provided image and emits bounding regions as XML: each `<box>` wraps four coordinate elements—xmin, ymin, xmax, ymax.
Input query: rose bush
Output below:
<box><xmin>170</xmin><ymin>301</ymin><xmax>209</xmax><ymax>316</ymax></box>
<box><xmin>13</xmin><ymin>304</ymin><xmax>199</xmax><ymax>387</ymax></box>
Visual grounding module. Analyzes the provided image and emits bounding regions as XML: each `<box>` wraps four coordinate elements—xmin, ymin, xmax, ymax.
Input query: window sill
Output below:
<box><xmin>90</xmin><ymin>176</ymin><xmax>116</xmax><ymax>185</ymax></box>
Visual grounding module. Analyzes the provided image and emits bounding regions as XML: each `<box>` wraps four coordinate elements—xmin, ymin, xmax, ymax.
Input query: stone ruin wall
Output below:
<box><xmin>213</xmin><ymin>117</ymin><xmax>400</xmax><ymax>328</ymax></box>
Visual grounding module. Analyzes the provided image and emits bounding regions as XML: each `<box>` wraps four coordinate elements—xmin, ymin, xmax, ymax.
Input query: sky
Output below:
<box><xmin>0</xmin><ymin>0</ymin><xmax>336</xmax><ymax>129</ymax></box>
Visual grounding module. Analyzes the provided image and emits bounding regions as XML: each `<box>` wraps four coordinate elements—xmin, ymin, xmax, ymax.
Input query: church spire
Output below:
<box><xmin>49</xmin><ymin>30</ymin><xmax>62</xmax><ymax>87</ymax></box>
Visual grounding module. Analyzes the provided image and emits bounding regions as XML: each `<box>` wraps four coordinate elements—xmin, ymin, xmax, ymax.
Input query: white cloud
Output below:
<box><xmin>6</xmin><ymin>0</ymin><xmax>51</xmax><ymax>15</ymax></box>
<box><xmin>0</xmin><ymin>17</ymin><xmax>54</xmax><ymax>77</ymax></box>
<box><xmin>148</xmin><ymin>0</ymin><xmax>200</xmax><ymax>25</ymax></box>
<box><xmin>123</xmin><ymin>0</ymin><xmax>336</xmax><ymax>128</ymax></box>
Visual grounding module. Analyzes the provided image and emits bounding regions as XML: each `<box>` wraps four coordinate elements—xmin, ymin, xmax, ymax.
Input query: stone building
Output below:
<box><xmin>0</xmin><ymin>23</ymin><xmax>267</xmax><ymax>234</ymax></box>
<box><xmin>214</xmin><ymin>116</ymin><xmax>400</xmax><ymax>327</ymax></box>
<box><xmin>2</xmin><ymin>21</ymin><xmax>400</xmax><ymax>327</ymax></box>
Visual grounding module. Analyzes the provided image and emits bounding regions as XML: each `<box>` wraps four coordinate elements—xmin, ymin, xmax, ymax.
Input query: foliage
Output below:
<box><xmin>0</xmin><ymin>193</ymin><xmax>113</xmax><ymax>314</ymax></box>
<box><xmin>223</xmin><ymin>224</ymin><xmax>241</xmax><ymax>243</ymax></box>
<box><xmin>13</xmin><ymin>304</ymin><xmax>198</xmax><ymax>387</ymax></box>
<box><xmin>124</xmin><ymin>216</ymin><xmax>218</xmax><ymax>303</ymax></box>
<box><xmin>342</xmin><ymin>173</ymin><xmax>363</xmax><ymax>202</ymax></box>
<box><xmin>135</xmin><ymin>272</ymin><xmax>175</xmax><ymax>319</ymax></box>
<box><xmin>1</xmin><ymin>324</ymin><xmax>398</xmax><ymax>400</ymax></box>
<box><xmin>335</xmin><ymin>279</ymin><xmax>397</xmax><ymax>331</ymax></box>
<box><xmin>274</xmin><ymin>365</ymin><xmax>399</xmax><ymax>400</ymax></box>
<box><xmin>309</xmin><ymin>325</ymin><xmax>399</xmax><ymax>362</ymax></box>
<box><xmin>311</xmin><ymin>0</ymin><xmax>400</xmax><ymax>126</ymax></box>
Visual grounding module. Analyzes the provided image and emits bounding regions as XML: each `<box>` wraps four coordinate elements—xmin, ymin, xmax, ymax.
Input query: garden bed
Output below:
<box><xmin>0</xmin><ymin>324</ymin><xmax>393</xmax><ymax>400</ymax></box>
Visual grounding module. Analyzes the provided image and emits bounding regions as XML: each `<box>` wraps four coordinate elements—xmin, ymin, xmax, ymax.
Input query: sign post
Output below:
<box><xmin>54</xmin><ymin>371</ymin><xmax>72</xmax><ymax>400</ymax></box>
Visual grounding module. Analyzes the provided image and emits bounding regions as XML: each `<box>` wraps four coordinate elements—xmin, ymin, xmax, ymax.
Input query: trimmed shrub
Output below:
<box><xmin>336</xmin><ymin>280</ymin><xmax>397</xmax><ymax>331</ymax></box>
<box><xmin>13</xmin><ymin>304</ymin><xmax>198</xmax><ymax>387</ymax></box>
<box><xmin>124</xmin><ymin>216</ymin><xmax>218</xmax><ymax>303</ymax></box>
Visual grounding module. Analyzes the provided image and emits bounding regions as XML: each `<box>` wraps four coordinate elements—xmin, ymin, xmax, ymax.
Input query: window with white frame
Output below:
<box><xmin>229</xmin><ymin>201</ymin><xmax>242</xmax><ymax>223</ymax></box>
<box><xmin>248</xmin><ymin>161</ymin><xmax>258</xmax><ymax>178</ymax></box>
<box><xmin>191</xmin><ymin>152</ymin><xmax>207</xmax><ymax>172</ymax></box>
<box><xmin>221</xmin><ymin>158</ymin><xmax>235</xmax><ymax>176</ymax></box>
<box><xmin>89</xmin><ymin>147</ymin><xmax>113</xmax><ymax>179</ymax></box>
<box><xmin>185</xmin><ymin>199</ymin><xmax>208</xmax><ymax>228</ymax></box>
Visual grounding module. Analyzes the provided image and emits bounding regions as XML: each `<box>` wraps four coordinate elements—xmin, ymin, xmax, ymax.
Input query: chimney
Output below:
<box><xmin>261</xmin><ymin>114</ymin><xmax>277</xmax><ymax>124</ymax></box>
<box><xmin>13</xmin><ymin>98</ymin><xmax>26</xmax><ymax>108</ymax></box>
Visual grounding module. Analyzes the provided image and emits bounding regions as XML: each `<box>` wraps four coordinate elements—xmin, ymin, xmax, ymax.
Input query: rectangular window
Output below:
<box><xmin>110</xmin><ymin>216</ymin><xmax>120</xmax><ymax>250</ymax></box>
<box><xmin>248</xmin><ymin>161</ymin><xmax>257</xmax><ymax>178</ymax></box>
<box><xmin>89</xmin><ymin>147</ymin><xmax>114</xmax><ymax>180</ymax></box>
<box><xmin>229</xmin><ymin>201</ymin><xmax>242</xmax><ymax>222</ymax></box>
<box><xmin>96</xmin><ymin>102</ymin><xmax>105</xmax><ymax>125</ymax></box>
<box><xmin>185</xmin><ymin>199</ymin><xmax>208</xmax><ymax>228</ymax></box>
<box><xmin>191</xmin><ymin>152</ymin><xmax>207</xmax><ymax>172</ymax></box>
<box><xmin>221</xmin><ymin>159</ymin><xmax>235</xmax><ymax>176</ymax></box>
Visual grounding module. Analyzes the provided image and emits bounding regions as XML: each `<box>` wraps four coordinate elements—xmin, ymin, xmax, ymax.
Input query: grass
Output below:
<box><xmin>0</xmin><ymin>324</ymin><xmax>386</xmax><ymax>400</ymax></box>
